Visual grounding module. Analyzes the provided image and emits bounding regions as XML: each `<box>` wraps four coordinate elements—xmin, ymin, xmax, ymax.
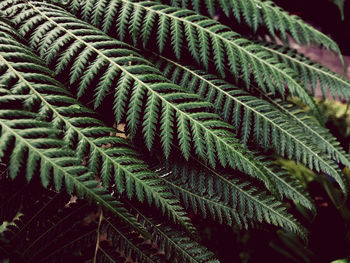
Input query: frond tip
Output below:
<box><xmin>162</xmin><ymin>0</ymin><xmax>343</xmax><ymax>58</ymax></box>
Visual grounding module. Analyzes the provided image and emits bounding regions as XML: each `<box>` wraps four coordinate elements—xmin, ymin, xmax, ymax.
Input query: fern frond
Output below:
<box><xmin>0</xmin><ymin>178</ymin><xmax>167</xmax><ymax>263</ymax></box>
<box><xmin>92</xmin><ymin>201</ymin><xmax>219</xmax><ymax>263</ymax></box>
<box><xmin>266</xmin><ymin>96</ymin><xmax>350</xmax><ymax>169</ymax></box>
<box><xmin>125</xmin><ymin>202</ymin><xmax>220</xmax><ymax>263</ymax></box>
<box><xmin>1</xmin><ymin>1</ymin><xmax>286</xmax><ymax>194</ymax></box>
<box><xmin>100</xmin><ymin>217</ymin><xmax>160</xmax><ymax>263</ymax></box>
<box><xmin>160</xmin><ymin>0</ymin><xmax>342</xmax><ymax>57</ymax></box>
<box><xmin>150</xmin><ymin>54</ymin><xmax>347</xmax><ymax>195</ymax></box>
<box><xmin>51</xmin><ymin>0</ymin><xmax>323</xmax><ymax>121</ymax></box>
<box><xmin>4</xmin><ymin>0</ymin><xmax>347</xmax><ymax>259</ymax></box>
<box><xmin>260</xmin><ymin>42</ymin><xmax>350</xmax><ymax>101</ymax></box>
<box><xmin>0</xmin><ymin>182</ymin><xmax>94</xmax><ymax>262</ymax></box>
<box><xmin>49</xmin><ymin>0</ymin><xmax>350</xmax><ymax>169</ymax></box>
<box><xmin>0</xmin><ymin>20</ymin><xmax>193</xmax><ymax>234</ymax></box>
<box><xmin>0</xmin><ymin>106</ymin><xmax>145</xmax><ymax>235</ymax></box>
<box><xmin>162</xmin><ymin>162</ymin><xmax>307</xmax><ymax>238</ymax></box>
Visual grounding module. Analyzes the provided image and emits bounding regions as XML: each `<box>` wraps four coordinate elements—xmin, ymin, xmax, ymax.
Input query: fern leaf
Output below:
<box><xmin>0</xmin><ymin>20</ymin><xmax>194</xmax><ymax>234</ymax></box>
<box><xmin>3</xmin><ymin>1</ymin><xmax>283</xmax><ymax>194</ymax></box>
<box><xmin>0</xmin><ymin>107</ymin><xmax>144</xmax><ymax>236</ymax></box>
<box><xmin>161</xmin><ymin>0</ymin><xmax>342</xmax><ymax>57</ymax></box>
<box><xmin>117</xmin><ymin>0</ymin><xmax>133</xmax><ymax>41</ymax></box>
<box><xmin>265</xmin><ymin>96</ymin><xmax>350</xmax><ymax>169</ymax></box>
<box><xmin>0</xmin><ymin>184</ymin><xmax>93</xmax><ymax>261</ymax></box>
<box><xmin>94</xmin><ymin>201</ymin><xmax>220</xmax><ymax>263</ymax></box>
<box><xmin>101</xmin><ymin>216</ymin><xmax>159</xmax><ymax>263</ymax></box>
<box><xmin>125</xmin><ymin>202</ymin><xmax>220</xmax><ymax>263</ymax></box>
<box><xmin>151</xmin><ymin>54</ymin><xmax>347</xmax><ymax>195</ymax></box>
<box><xmin>143</xmin><ymin>91</ymin><xmax>160</xmax><ymax>150</ymax></box>
<box><xmin>0</xmin><ymin>181</ymin><xmax>149</xmax><ymax>262</ymax></box>
<box><xmin>260</xmin><ymin>42</ymin><xmax>350</xmax><ymax>101</ymax></box>
<box><xmin>58</xmin><ymin>0</ymin><xmax>324</xmax><ymax>121</ymax></box>
<box><xmin>163</xmin><ymin>162</ymin><xmax>307</xmax><ymax>238</ymax></box>
<box><xmin>160</xmin><ymin>102</ymin><xmax>175</xmax><ymax>157</ymax></box>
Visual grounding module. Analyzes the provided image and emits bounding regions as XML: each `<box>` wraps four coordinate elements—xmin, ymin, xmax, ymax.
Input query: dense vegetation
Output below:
<box><xmin>0</xmin><ymin>0</ymin><xmax>349</xmax><ymax>262</ymax></box>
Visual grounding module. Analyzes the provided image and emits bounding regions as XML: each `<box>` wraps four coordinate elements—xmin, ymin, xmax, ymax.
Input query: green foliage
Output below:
<box><xmin>0</xmin><ymin>182</ymin><xmax>97</xmax><ymax>262</ymax></box>
<box><xmin>64</xmin><ymin>0</ymin><xmax>325</xmax><ymax>121</ymax></box>
<box><xmin>164</xmin><ymin>161</ymin><xmax>305</xmax><ymax>234</ymax></box>
<box><xmin>0</xmin><ymin>19</ymin><xmax>193</xmax><ymax>235</ymax></box>
<box><xmin>150</xmin><ymin>54</ymin><xmax>346</xmax><ymax>203</ymax></box>
<box><xmin>161</xmin><ymin>0</ymin><xmax>343</xmax><ymax>52</ymax></box>
<box><xmin>0</xmin><ymin>0</ymin><xmax>349</xmax><ymax>262</ymax></box>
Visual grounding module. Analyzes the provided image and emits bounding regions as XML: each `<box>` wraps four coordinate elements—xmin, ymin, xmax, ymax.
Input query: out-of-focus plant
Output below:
<box><xmin>330</xmin><ymin>0</ymin><xmax>346</xmax><ymax>20</ymax></box>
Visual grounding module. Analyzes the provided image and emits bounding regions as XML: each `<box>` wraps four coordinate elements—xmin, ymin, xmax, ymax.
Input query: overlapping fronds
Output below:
<box><xmin>150</xmin><ymin>54</ymin><xmax>348</xmax><ymax>195</ymax></box>
<box><xmin>0</xmin><ymin>20</ymin><xmax>194</xmax><ymax>234</ymax></box>
<box><xmin>65</xmin><ymin>0</ymin><xmax>350</xmax><ymax>106</ymax></box>
<box><xmin>0</xmin><ymin>105</ymin><xmax>146</xmax><ymax>234</ymax></box>
<box><xmin>0</xmin><ymin>176</ymin><xmax>215</xmax><ymax>263</ymax></box>
<box><xmin>0</xmin><ymin>178</ymin><xmax>98</xmax><ymax>262</ymax></box>
<box><xmin>100</xmin><ymin>210</ymin><xmax>219</xmax><ymax>263</ymax></box>
<box><xmin>99</xmin><ymin>216</ymin><xmax>162</xmax><ymax>263</ymax></box>
<box><xmin>266</xmin><ymin>97</ymin><xmax>350</xmax><ymax>169</ymax></box>
<box><xmin>164</xmin><ymin>0</ymin><xmax>350</xmax><ymax>104</ymax></box>
<box><xmin>130</xmin><ymin>136</ymin><xmax>311</xmax><ymax>235</ymax></box>
<box><xmin>2</xmin><ymin>0</ymin><xmax>350</xmax><ymax>260</ymax></box>
<box><xmin>1</xmin><ymin>85</ymin><xmax>148</xmax><ymax>233</ymax></box>
<box><xmin>44</xmin><ymin>0</ymin><xmax>350</xmax><ymax>195</ymax></box>
<box><xmin>159</xmin><ymin>0</ymin><xmax>342</xmax><ymax>56</ymax></box>
<box><xmin>161</xmin><ymin>149</ymin><xmax>314</xmax><ymax>214</ymax></box>
<box><xmin>160</xmin><ymin>161</ymin><xmax>307</xmax><ymax>238</ymax></box>
<box><xmin>1</xmin><ymin>190</ymin><xmax>94</xmax><ymax>262</ymax></box>
<box><xmin>122</xmin><ymin>202</ymin><xmax>220</xmax><ymax>263</ymax></box>
<box><xmin>0</xmin><ymin>1</ymin><xmax>289</xmax><ymax>195</ymax></box>
<box><xmin>52</xmin><ymin>0</ymin><xmax>323</xmax><ymax>121</ymax></box>
<box><xmin>260</xmin><ymin>42</ymin><xmax>350</xmax><ymax>101</ymax></box>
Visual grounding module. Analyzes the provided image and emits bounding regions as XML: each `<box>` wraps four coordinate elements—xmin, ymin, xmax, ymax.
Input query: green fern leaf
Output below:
<box><xmin>151</xmin><ymin>54</ymin><xmax>348</xmax><ymax>196</ymax></box>
<box><xmin>260</xmin><ymin>42</ymin><xmax>350</xmax><ymax>102</ymax></box>
<box><xmin>266</xmin><ymin>96</ymin><xmax>350</xmax><ymax>169</ymax></box>
<box><xmin>0</xmin><ymin>20</ymin><xmax>194</xmax><ymax>234</ymax></box>
<box><xmin>163</xmin><ymin>162</ymin><xmax>307</xmax><ymax>238</ymax></box>
<box><xmin>101</xmin><ymin>216</ymin><xmax>159</xmax><ymax>263</ymax></box>
<box><xmin>174</xmin><ymin>1</ymin><xmax>350</xmax><ymax>102</ymax></box>
<box><xmin>0</xmin><ymin>108</ymin><xmax>144</xmax><ymax>236</ymax></box>
<box><xmin>3</xmin><ymin>1</ymin><xmax>283</xmax><ymax>194</ymax></box>
<box><xmin>125</xmin><ymin>202</ymin><xmax>220</xmax><ymax>263</ymax></box>
<box><xmin>3</xmin><ymin>0</ymin><xmax>349</xmax><ymax>251</ymax></box>
<box><xmin>59</xmin><ymin>0</ymin><xmax>324</xmax><ymax>122</ymax></box>
<box><xmin>161</xmin><ymin>0</ymin><xmax>342</xmax><ymax>57</ymax></box>
<box><xmin>143</xmin><ymin>91</ymin><xmax>161</xmax><ymax>150</ymax></box>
